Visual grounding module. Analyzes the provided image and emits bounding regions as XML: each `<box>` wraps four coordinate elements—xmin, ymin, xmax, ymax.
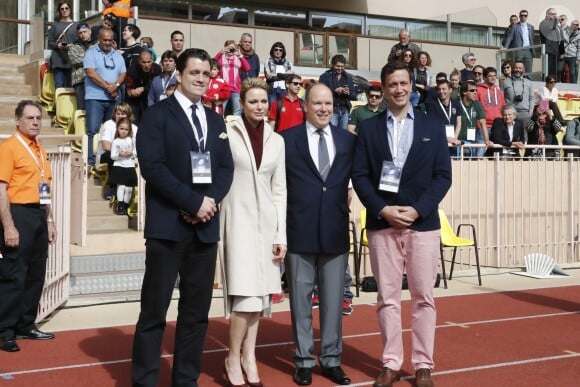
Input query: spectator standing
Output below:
<box><xmin>352</xmin><ymin>61</ymin><xmax>452</xmax><ymax>387</ymax></box>
<box><xmin>319</xmin><ymin>54</ymin><xmax>357</xmax><ymax>130</ymax></box>
<box><xmin>125</xmin><ymin>50</ymin><xmax>161</xmax><ymax>123</ymax></box>
<box><xmin>170</xmin><ymin>30</ymin><xmax>185</xmax><ymax>59</ymax></box>
<box><xmin>347</xmin><ymin>85</ymin><xmax>384</xmax><ymax>134</ymax></box>
<box><xmin>66</xmin><ymin>22</ymin><xmax>92</xmax><ymax>110</ymax></box>
<box><xmin>102</xmin><ymin>0</ymin><xmax>130</xmax><ymax>48</ymax></box>
<box><xmin>449</xmin><ymin>69</ymin><xmax>461</xmax><ymax>100</ymax></box>
<box><xmin>0</xmin><ymin>100</ymin><xmax>57</xmax><ymax>353</ymax></box>
<box><xmin>91</xmin><ymin>14</ymin><xmax>117</xmax><ymax>46</ymax></box>
<box><xmin>220</xmin><ymin>78</ymin><xmax>287</xmax><ymax>387</ymax></box>
<box><xmin>499</xmin><ymin>60</ymin><xmax>513</xmax><ymax>88</ymax></box>
<box><xmin>268</xmin><ymin>74</ymin><xmax>304</xmax><ymax>132</ymax></box>
<box><xmin>540</xmin><ymin>8</ymin><xmax>565</xmax><ymax>81</ymax></box>
<box><xmin>413</xmin><ymin>51</ymin><xmax>436</xmax><ymax>105</ymax></box>
<box><xmin>264</xmin><ymin>42</ymin><xmax>293</xmax><ymax>105</ymax></box>
<box><xmin>239</xmin><ymin>33</ymin><xmax>260</xmax><ymax>80</ymax></box>
<box><xmin>560</xmin><ymin>15</ymin><xmax>571</xmax><ymax>37</ymax></box>
<box><xmin>562</xmin><ymin>20</ymin><xmax>580</xmax><ymax>84</ymax></box>
<box><xmin>476</xmin><ymin>67</ymin><xmax>505</xmax><ymax>129</ymax></box>
<box><xmin>564</xmin><ymin>117</ymin><xmax>580</xmax><ymax>157</ymax></box>
<box><xmin>121</xmin><ymin>23</ymin><xmax>143</xmax><ymax>70</ymax></box>
<box><xmin>425</xmin><ymin>79</ymin><xmax>462</xmax><ymax>149</ymax></box>
<box><xmin>202</xmin><ymin>59</ymin><xmax>230</xmax><ymax>116</ymax></box>
<box><xmin>147</xmin><ymin>50</ymin><xmax>177</xmax><ymax>106</ymax></box>
<box><xmin>48</xmin><ymin>2</ymin><xmax>77</xmax><ymax>88</ymax></box>
<box><xmin>458</xmin><ymin>80</ymin><xmax>492</xmax><ymax>158</ymax></box>
<box><xmin>387</xmin><ymin>29</ymin><xmax>420</xmax><ymax>64</ymax></box>
<box><xmin>502</xmin><ymin>61</ymin><xmax>535</xmax><ymax>125</ymax></box>
<box><xmin>459</xmin><ymin>52</ymin><xmax>476</xmax><ymax>82</ymax></box>
<box><xmin>83</xmin><ymin>28</ymin><xmax>126</xmax><ymax>167</ymax></box>
<box><xmin>472</xmin><ymin>65</ymin><xmax>485</xmax><ymax>84</ymax></box>
<box><xmin>503</xmin><ymin>10</ymin><xmax>534</xmax><ymax>74</ymax></box>
<box><xmin>281</xmin><ymin>84</ymin><xmax>354</xmax><ymax>386</ymax></box>
<box><xmin>502</xmin><ymin>15</ymin><xmax>519</xmax><ymax>47</ymax></box>
<box><xmin>109</xmin><ymin>117</ymin><xmax>137</xmax><ymax>215</ymax></box>
<box><xmin>216</xmin><ymin>40</ymin><xmax>250</xmax><ymax>116</ymax></box>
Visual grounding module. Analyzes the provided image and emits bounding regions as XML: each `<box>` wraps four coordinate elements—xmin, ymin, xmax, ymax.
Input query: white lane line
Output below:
<box><xmin>1</xmin><ymin>310</ymin><xmax>578</xmax><ymax>378</ymax></box>
<box><xmin>344</xmin><ymin>352</ymin><xmax>580</xmax><ymax>386</ymax></box>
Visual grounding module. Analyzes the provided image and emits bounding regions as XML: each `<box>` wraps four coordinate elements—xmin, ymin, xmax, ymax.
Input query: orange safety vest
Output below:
<box><xmin>103</xmin><ymin>0</ymin><xmax>131</xmax><ymax>19</ymax></box>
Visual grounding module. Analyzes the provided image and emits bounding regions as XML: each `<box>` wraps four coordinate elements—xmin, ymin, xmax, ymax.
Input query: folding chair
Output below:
<box><xmin>39</xmin><ymin>70</ymin><xmax>56</xmax><ymax>113</ymax></box>
<box><xmin>355</xmin><ymin>209</ymin><xmax>368</xmax><ymax>296</ymax></box>
<box><xmin>54</xmin><ymin>88</ymin><xmax>77</xmax><ymax>129</ymax></box>
<box><xmin>71</xmin><ymin>110</ymin><xmax>86</xmax><ymax>153</ymax></box>
<box><xmin>438</xmin><ymin>209</ymin><xmax>482</xmax><ymax>287</ymax></box>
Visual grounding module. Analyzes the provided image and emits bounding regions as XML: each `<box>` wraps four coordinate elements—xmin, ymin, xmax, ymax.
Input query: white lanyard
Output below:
<box><xmin>162</xmin><ymin>70</ymin><xmax>176</xmax><ymax>93</ymax></box>
<box><xmin>15</xmin><ymin>133</ymin><xmax>45</xmax><ymax>180</ymax></box>
<box><xmin>460</xmin><ymin>101</ymin><xmax>474</xmax><ymax>126</ymax></box>
<box><xmin>438</xmin><ymin>99</ymin><xmax>452</xmax><ymax>124</ymax></box>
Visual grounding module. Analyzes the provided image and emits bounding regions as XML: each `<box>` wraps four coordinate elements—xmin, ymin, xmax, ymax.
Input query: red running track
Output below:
<box><xmin>1</xmin><ymin>285</ymin><xmax>579</xmax><ymax>386</ymax></box>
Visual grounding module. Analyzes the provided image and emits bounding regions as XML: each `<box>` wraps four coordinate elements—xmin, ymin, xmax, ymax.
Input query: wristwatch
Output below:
<box><xmin>115</xmin><ymin>82</ymin><xmax>120</xmax><ymax>88</ymax></box>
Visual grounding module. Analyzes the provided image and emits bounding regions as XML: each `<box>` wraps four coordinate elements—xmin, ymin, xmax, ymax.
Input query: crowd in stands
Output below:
<box><xmin>40</xmin><ymin>3</ymin><xmax>580</xmax><ymax>219</ymax></box>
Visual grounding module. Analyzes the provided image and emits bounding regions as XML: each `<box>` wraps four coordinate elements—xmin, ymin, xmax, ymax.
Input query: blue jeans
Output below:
<box><xmin>53</xmin><ymin>67</ymin><xmax>71</xmax><ymax>88</ymax></box>
<box><xmin>85</xmin><ymin>99</ymin><xmax>116</xmax><ymax>165</ymax></box>
<box><xmin>268</xmin><ymin>87</ymin><xmax>287</xmax><ymax>105</ymax></box>
<box><xmin>331</xmin><ymin>106</ymin><xmax>349</xmax><ymax>130</ymax></box>
<box><xmin>223</xmin><ymin>92</ymin><xmax>241</xmax><ymax>116</ymax></box>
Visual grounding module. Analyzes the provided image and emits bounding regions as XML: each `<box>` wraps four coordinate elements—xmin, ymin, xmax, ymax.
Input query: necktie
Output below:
<box><xmin>317</xmin><ymin>129</ymin><xmax>330</xmax><ymax>181</ymax></box>
<box><xmin>191</xmin><ymin>104</ymin><xmax>205</xmax><ymax>152</ymax></box>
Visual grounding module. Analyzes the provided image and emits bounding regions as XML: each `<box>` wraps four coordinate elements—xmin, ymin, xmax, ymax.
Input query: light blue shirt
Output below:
<box><xmin>520</xmin><ymin>23</ymin><xmax>531</xmax><ymax>47</ymax></box>
<box><xmin>386</xmin><ymin>107</ymin><xmax>415</xmax><ymax>168</ymax></box>
<box><xmin>83</xmin><ymin>44</ymin><xmax>126</xmax><ymax>100</ymax></box>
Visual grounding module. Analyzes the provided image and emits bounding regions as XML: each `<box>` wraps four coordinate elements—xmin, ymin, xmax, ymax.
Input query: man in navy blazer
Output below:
<box><xmin>132</xmin><ymin>48</ymin><xmax>234</xmax><ymax>387</ymax></box>
<box><xmin>281</xmin><ymin>83</ymin><xmax>355</xmax><ymax>386</ymax></box>
<box><xmin>352</xmin><ymin>62</ymin><xmax>451</xmax><ymax>387</ymax></box>
<box><xmin>503</xmin><ymin>9</ymin><xmax>535</xmax><ymax>74</ymax></box>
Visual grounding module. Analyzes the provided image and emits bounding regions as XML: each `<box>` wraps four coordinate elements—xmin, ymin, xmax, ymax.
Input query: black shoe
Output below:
<box><xmin>15</xmin><ymin>328</ymin><xmax>55</xmax><ymax>340</ymax></box>
<box><xmin>0</xmin><ymin>336</ymin><xmax>20</xmax><ymax>352</ymax></box>
<box><xmin>293</xmin><ymin>367</ymin><xmax>312</xmax><ymax>386</ymax></box>
<box><xmin>321</xmin><ymin>366</ymin><xmax>351</xmax><ymax>385</ymax></box>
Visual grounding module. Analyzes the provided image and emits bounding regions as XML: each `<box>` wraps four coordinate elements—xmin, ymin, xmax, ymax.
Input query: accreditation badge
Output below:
<box><xmin>467</xmin><ymin>127</ymin><xmax>476</xmax><ymax>142</ymax></box>
<box><xmin>191</xmin><ymin>151</ymin><xmax>212</xmax><ymax>184</ymax></box>
<box><xmin>445</xmin><ymin>125</ymin><xmax>455</xmax><ymax>138</ymax></box>
<box><xmin>379</xmin><ymin>161</ymin><xmax>402</xmax><ymax>193</ymax></box>
<box><xmin>39</xmin><ymin>183</ymin><xmax>51</xmax><ymax>205</ymax></box>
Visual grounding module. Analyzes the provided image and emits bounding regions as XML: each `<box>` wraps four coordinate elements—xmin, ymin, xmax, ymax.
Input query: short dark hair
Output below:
<box><xmin>331</xmin><ymin>54</ymin><xmax>347</xmax><ymax>66</ymax></box>
<box><xmin>160</xmin><ymin>50</ymin><xmax>178</xmax><ymax>63</ymax></box>
<box><xmin>15</xmin><ymin>100</ymin><xmax>43</xmax><ymax>119</ymax></box>
<box><xmin>483</xmin><ymin>67</ymin><xmax>497</xmax><ymax>76</ymax></box>
<box><xmin>380</xmin><ymin>61</ymin><xmax>411</xmax><ymax>86</ymax></box>
<box><xmin>460</xmin><ymin>80</ymin><xmax>477</xmax><ymax>96</ymax></box>
<box><xmin>436</xmin><ymin>79</ymin><xmax>451</xmax><ymax>88</ymax></box>
<box><xmin>176</xmin><ymin>48</ymin><xmax>211</xmax><ymax>73</ymax></box>
<box><xmin>285</xmin><ymin>73</ymin><xmax>302</xmax><ymax>85</ymax></box>
<box><xmin>125</xmin><ymin>24</ymin><xmax>141</xmax><ymax>40</ymax></box>
<box><xmin>171</xmin><ymin>30</ymin><xmax>184</xmax><ymax>40</ymax></box>
<box><xmin>436</xmin><ymin>72</ymin><xmax>448</xmax><ymax>80</ymax></box>
<box><xmin>366</xmin><ymin>84</ymin><xmax>382</xmax><ymax>95</ymax></box>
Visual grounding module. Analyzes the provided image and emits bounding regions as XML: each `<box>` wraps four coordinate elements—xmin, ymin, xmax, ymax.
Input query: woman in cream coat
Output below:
<box><xmin>220</xmin><ymin>78</ymin><xmax>287</xmax><ymax>387</ymax></box>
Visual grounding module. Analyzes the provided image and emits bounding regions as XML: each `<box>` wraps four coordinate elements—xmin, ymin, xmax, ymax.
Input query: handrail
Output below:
<box><xmin>0</xmin><ymin>17</ymin><xmax>30</xmax><ymax>25</ymax></box>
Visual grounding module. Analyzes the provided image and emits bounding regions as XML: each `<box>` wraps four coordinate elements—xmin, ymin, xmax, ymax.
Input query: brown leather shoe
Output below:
<box><xmin>415</xmin><ymin>368</ymin><xmax>434</xmax><ymax>387</ymax></box>
<box><xmin>373</xmin><ymin>367</ymin><xmax>400</xmax><ymax>387</ymax></box>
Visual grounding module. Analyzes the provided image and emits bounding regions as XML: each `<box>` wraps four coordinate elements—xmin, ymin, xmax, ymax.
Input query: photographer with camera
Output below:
<box><xmin>502</xmin><ymin>60</ymin><xmax>535</xmax><ymax>125</ymax></box>
<box><xmin>215</xmin><ymin>40</ymin><xmax>250</xmax><ymax>116</ymax></box>
<box><xmin>48</xmin><ymin>2</ymin><xmax>77</xmax><ymax>88</ymax></box>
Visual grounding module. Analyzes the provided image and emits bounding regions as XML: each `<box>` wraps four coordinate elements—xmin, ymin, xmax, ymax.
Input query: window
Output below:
<box><xmin>366</xmin><ymin>17</ymin><xmax>404</xmax><ymax>38</ymax></box>
<box><xmin>297</xmin><ymin>32</ymin><xmax>324</xmax><ymax>66</ymax></box>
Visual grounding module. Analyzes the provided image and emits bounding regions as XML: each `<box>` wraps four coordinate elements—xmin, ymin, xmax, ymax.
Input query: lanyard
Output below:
<box><xmin>460</xmin><ymin>101</ymin><xmax>474</xmax><ymax>127</ymax></box>
<box><xmin>162</xmin><ymin>70</ymin><xmax>176</xmax><ymax>93</ymax></box>
<box><xmin>15</xmin><ymin>133</ymin><xmax>45</xmax><ymax>180</ymax></box>
<box><xmin>438</xmin><ymin>99</ymin><xmax>452</xmax><ymax>124</ymax></box>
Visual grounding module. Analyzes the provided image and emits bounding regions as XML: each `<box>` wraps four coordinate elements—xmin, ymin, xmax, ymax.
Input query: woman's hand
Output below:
<box><xmin>273</xmin><ymin>244</ymin><xmax>287</xmax><ymax>263</ymax></box>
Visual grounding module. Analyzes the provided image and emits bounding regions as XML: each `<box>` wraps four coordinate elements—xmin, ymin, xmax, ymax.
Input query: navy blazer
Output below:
<box><xmin>352</xmin><ymin>110</ymin><xmax>452</xmax><ymax>232</ymax></box>
<box><xmin>488</xmin><ymin>117</ymin><xmax>526</xmax><ymax>154</ymax></box>
<box><xmin>136</xmin><ymin>94</ymin><xmax>234</xmax><ymax>243</ymax></box>
<box><xmin>504</xmin><ymin>22</ymin><xmax>534</xmax><ymax>49</ymax></box>
<box><xmin>281</xmin><ymin>123</ymin><xmax>355</xmax><ymax>255</ymax></box>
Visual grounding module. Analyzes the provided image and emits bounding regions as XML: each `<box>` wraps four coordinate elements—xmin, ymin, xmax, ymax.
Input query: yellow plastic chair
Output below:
<box><xmin>355</xmin><ymin>209</ymin><xmax>369</xmax><ymax>296</ymax></box>
<box><xmin>438</xmin><ymin>209</ymin><xmax>481</xmax><ymax>287</ymax></box>
<box><xmin>39</xmin><ymin>70</ymin><xmax>56</xmax><ymax>113</ymax></box>
<box><xmin>70</xmin><ymin>110</ymin><xmax>86</xmax><ymax>152</ymax></box>
<box><xmin>54</xmin><ymin>88</ymin><xmax>77</xmax><ymax>129</ymax></box>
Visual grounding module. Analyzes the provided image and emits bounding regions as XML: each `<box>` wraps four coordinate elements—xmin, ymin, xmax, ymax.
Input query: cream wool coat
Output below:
<box><xmin>219</xmin><ymin>116</ymin><xmax>287</xmax><ymax>318</ymax></box>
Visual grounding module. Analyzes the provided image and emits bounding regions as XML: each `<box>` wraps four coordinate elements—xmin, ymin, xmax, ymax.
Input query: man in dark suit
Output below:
<box><xmin>352</xmin><ymin>61</ymin><xmax>451</xmax><ymax>387</ymax></box>
<box><xmin>503</xmin><ymin>9</ymin><xmax>535</xmax><ymax>74</ymax></box>
<box><xmin>281</xmin><ymin>83</ymin><xmax>355</xmax><ymax>386</ymax></box>
<box><xmin>131</xmin><ymin>48</ymin><xmax>234</xmax><ymax>387</ymax></box>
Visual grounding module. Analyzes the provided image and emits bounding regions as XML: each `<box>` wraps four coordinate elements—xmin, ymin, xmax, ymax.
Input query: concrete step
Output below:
<box><xmin>0</xmin><ymin>73</ymin><xmax>27</xmax><ymax>83</ymax></box>
<box><xmin>71</xmin><ymin>252</ymin><xmax>145</xmax><ymax>274</ymax></box>
<box><xmin>70</xmin><ymin>229</ymin><xmax>145</xmax><ymax>256</ymax></box>
<box><xmin>88</xmin><ymin>198</ymin><xmax>115</xmax><ymax>216</ymax></box>
<box><xmin>0</xmin><ymin>54</ymin><xmax>28</xmax><ymax>66</ymax></box>
<box><xmin>87</xmin><ymin>213</ymin><xmax>130</xmax><ymax>231</ymax></box>
<box><xmin>0</xmin><ymin>84</ymin><xmax>33</xmax><ymax>96</ymax></box>
<box><xmin>70</xmin><ymin>270</ymin><xmax>145</xmax><ymax>295</ymax></box>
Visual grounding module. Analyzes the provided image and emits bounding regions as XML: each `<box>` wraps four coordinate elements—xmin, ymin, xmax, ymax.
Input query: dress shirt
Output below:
<box><xmin>174</xmin><ymin>89</ymin><xmax>207</xmax><ymax>149</ymax></box>
<box><xmin>386</xmin><ymin>107</ymin><xmax>415</xmax><ymax>168</ymax></box>
<box><xmin>306</xmin><ymin>121</ymin><xmax>335</xmax><ymax>171</ymax></box>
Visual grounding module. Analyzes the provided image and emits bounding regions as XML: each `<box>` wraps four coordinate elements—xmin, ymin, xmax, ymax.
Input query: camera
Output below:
<box><xmin>228</xmin><ymin>47</ymin><xmax>236</xmax><ymax>53</ymax></box>
<box><xmin>513</xmin><ymin>95</ymin><xmax>523</xmax><ymax>103</ymax></box>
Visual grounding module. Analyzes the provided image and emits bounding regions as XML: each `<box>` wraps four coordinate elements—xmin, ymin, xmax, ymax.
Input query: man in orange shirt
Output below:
<box><xmin>0</xmin><ymin>100</ymin><xmax>57</xmax><ymax>353</ymax></box>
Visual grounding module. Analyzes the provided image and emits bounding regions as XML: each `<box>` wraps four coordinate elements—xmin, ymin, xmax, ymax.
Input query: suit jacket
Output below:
<box><xmin>352</xmin><ymin>109</ymin><xmax>452</xmax><ymax>232</ymax></box>
<box><xmin>136</xmin><ymin>94</ymin><xmax>234</xmax><ymax>243</ymax></box>
<box><xmin>504</xmin><ymin>22</ymin><xmax>534</xmax><ymax>48</ymax></box>
<box><xmin>487</xmin><ymin>117</ymin><xmax>526</xmax><ymax>156</ymax></box>
<box><xmin>281</xmin><ymin>123</ymin><xmax>355</xmax><ymax>255</ymax></box>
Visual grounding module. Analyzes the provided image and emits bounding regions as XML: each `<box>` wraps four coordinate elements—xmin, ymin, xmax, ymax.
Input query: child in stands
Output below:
<box><xmin>202</xmin><ymin>58</ymin><xmax>230</xmax><ymax>116</ymax></box>
<box><xmin>109</xmin><ymin>117</ymin><xmax>138</xmax><ymax>215</ymax></box>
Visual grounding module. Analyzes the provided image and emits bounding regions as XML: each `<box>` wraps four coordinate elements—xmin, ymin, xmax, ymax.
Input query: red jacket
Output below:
<box><xmin>202</xmin><ymin>77</ymin><xmax>230</xmax><ymax>116</ymax></box>
<box><xmin>476</xmin><ymin>82</ymin><xmax>505</xmax><ymax>128</ymax></box>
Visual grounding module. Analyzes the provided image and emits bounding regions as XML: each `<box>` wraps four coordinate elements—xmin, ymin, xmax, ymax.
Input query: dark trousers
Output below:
<box><xmin>0</xmin><ymin>205</ymin><xmax>48</xmax><ymax>338</ymax></box>
<box><xmin>131</xmin><ymin>233</ymin><xmax>218</xmax><ymax>387</ymax></box>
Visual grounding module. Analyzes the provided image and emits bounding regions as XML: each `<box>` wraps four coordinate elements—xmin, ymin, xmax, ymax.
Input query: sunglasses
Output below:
<box><xmin>368</xmin><ymin>94</ymin><xmax>382</xmax><ymax>99</ymax></box>
<box><xmin>520</xmin><ymin>14</ymin><xmax>528</xmax><ymax>17</ymax></box>
<box><xmin>473</xmin><ymin>72</ymin><xmax>483</xmax><ymax>75</ymax></box>
<box><xmin>289</xmin><ymin>82</ymin><xmax>302</xmax><ymax>86</ymax></box>
<box><xmin>502</xmin><ymin>65</ymin><xmax>511</xmax><ymax>69</ymax></box>
<box><xmin>60</xmin><ymin>6</ymin><xmax>70</xmax><ymax>11</ymax></box>
<box><xmin>548</xmin><ymin>80</ymin><xmax>556</xmax><ymax>84</ymax></box>
<box><xmin>273</xmin><ymin>48</ymin><xmax>284</xmax><ymax>52</ymax></box>
<box><xmin>468</xmin><ymin>89</ymin><xmax>477</xmax><ymax>92</ymax></box>
<box><xmin>403</xmin><ymin>54</ymin><xmax>412</xmax><ymax>58</ymax></box>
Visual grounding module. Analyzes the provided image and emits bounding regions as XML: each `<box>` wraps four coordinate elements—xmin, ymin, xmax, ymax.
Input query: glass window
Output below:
<box><xmin>254</xmin><ymin>10</ymin><xmax>306</xmax><ymax>28</ymax></box>
<box><xmin>138</xmin><ymin>0</ymin><xmax>192</xmax><ymax>20</ymax></box>
<box><xmin>450</xmin><ymin>24</ymin><xmax>488</xmax><ymax>46</ymax></box>
<box><xmin>408</xmin><ymin>21</ymin><xmax>447</xmax><ymax>43</ymax></box>
<box><xmin>366</xmin><ymin>17</ymin><xmax>404</xmax><ymax>38</ymax></box>
<box><xmin>328</xmin><ymin>35</ymin><xmax>354</xmax><ymax>67</ymax></box>
<box><xmin>310</xmin><ymin>13</ymin><xmax>362</xmax><ymax>34</ymax></box>
<box><xmin>297</xmin><ymin>32</ymin><xmax>324</xmax><ymax>66</ymax></box>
